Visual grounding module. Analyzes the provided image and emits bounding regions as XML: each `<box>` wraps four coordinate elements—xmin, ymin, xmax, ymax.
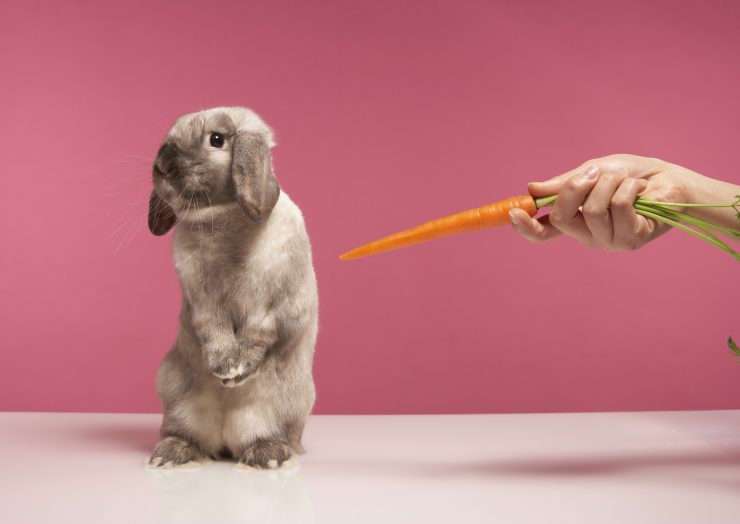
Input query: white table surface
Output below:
<box><xmin>1</xmin><ymin>410</ymin><xmax>739</xmax><ymax>523</ymax></box>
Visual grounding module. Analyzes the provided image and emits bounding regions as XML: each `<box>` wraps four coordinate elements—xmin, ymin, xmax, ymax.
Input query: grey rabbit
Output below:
<box><xmin>146</xmin><ymin>107</ymin><xmax>318</xmax><ymax>469</ymax></box>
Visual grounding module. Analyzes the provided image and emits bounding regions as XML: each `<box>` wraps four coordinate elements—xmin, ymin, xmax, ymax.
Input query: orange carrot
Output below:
<box><xmin>339</xmin><ymin>195</ymin><xmax>538</xmax><ymax>260</ymax></box>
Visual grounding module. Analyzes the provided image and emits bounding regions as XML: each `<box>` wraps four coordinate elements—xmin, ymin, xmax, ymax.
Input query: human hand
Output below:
<box><xmin>509</xmin><ymin>154</ymin><xmax>696</xmax><ymax>251</ymax></box>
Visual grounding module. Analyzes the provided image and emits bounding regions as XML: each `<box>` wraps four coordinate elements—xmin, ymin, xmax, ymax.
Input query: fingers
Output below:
<box><xmin>581</xmin><ymin>172</ymin><xmax>626</xmax><ymax>246</ymax></box>
<box><xmin>509</xmin><ymin>208</ymin><xmax>562</xmax><ymax>243</ymax></box>
<box><xmin>527</xmin><ymin>163</ymin><xmax>588</xmax><ymax>197</ymax></box>
<box><xmin>547</xmin><ymin>166</ymin><xmax>600</xmax><ymax>246</ymax></box>
<box><xmin>521</xmin><ymin>156</ymin><xmax>671</xmax><ymax>252</ymax></box>
<box><xmin>611</xmin><ymin>178</ymin><xmax>649</xmax><ymax>249</ymax></box>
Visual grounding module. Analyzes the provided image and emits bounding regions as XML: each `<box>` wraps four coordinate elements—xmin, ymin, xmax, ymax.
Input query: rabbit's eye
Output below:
<box><xmin>209</xmin><ymin>133</ymin><xmax>225</xmax><ymax>148</ymax></box>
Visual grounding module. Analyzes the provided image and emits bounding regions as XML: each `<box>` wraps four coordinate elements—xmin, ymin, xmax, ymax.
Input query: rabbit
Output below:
<box><xmin>146</xmin><ymin>107</ymin><xmax>318</xmax><ymax>469</ymax></box>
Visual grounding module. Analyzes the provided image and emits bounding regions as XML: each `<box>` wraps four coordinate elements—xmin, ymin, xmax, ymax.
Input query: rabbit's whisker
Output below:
<box><xmin>184</xmin><ymin>194</ymin><xmax>197</xmax><ymax>240</ymax></box>
<box><xmin>109</xmin><ymin>206</ymin><xmax>135</xmax><ymax>239</ymax></box>
<box><xmin>194</xmin><ymin>198</ymin><xmax>204</xmax><ymax>251</ymax></box>
<box><xmin>115</xmin><ymin>217</ymin><xmax>142</xmax><ymax>254</ymax></box>
<box><xmin>205</xmin><ymin>193</ymin><xmax>215</xmax><ymax>237</ymax></box>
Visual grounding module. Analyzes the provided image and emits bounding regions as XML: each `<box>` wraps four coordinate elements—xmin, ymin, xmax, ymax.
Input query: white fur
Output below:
<box><xmin>233</xmin><ymin>454</ymin><xmax>300</xmax><ymax>472</ymax></box>
<box><xmin>221</xmin><ymin>402</ymin><xmax>279</xmax><ymax>454</ymax></box>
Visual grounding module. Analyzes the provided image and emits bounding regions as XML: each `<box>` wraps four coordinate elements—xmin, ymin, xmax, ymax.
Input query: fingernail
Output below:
<box><xmin>508</xmin><ymin>210</ymin><xmax>519</xmax><ymax>226</ymax></box>
<box><xmin>582</xmin><ymin>166</ymin><xmax>599</xmax><ymax>180</ymax></box>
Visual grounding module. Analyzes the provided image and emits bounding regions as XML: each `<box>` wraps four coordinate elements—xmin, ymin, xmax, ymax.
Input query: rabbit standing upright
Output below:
<box><xmin>146</xmin><ymin>107</ymin><xmax>318</xmax><ymax>469</ymax></box>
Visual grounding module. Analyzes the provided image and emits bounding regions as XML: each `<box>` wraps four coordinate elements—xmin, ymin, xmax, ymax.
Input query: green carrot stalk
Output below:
<box><xmin>536</xmin><ymin>195</ymin><xmax>740</xmax><ymax>262</ymax></box>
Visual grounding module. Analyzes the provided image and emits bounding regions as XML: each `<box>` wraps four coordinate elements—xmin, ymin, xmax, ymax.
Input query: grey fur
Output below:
<box><xmin>232</xmin><ymin>132</ymin><xmax>280</xmax><ymax>223</ymax></box>
<box><xmin>146</xmin><ymin>107</ymin><xmax>318</xmax><ymax>469</ymax></box>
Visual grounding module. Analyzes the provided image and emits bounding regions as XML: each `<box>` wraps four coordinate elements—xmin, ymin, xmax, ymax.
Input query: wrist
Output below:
<box><xmin>668</xmin><ymin>165</ymin><xmax>740</xmax><ymax>228</ymax></box>
<box><xmin>669</xmin><ymin>165</ymin><xmax>703</xmax><ymax>205</ymax></box>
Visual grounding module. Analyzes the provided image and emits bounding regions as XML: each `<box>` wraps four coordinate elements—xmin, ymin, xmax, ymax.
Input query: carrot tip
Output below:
<box><xmin>339</xmin><ymin>194</ymin><xmax>537</xmax><ymax>261</ymax></box>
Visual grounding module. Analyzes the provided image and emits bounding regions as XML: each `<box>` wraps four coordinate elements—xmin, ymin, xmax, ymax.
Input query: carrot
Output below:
<box><xmin>339</xmin><ymin>195</ymin><xmax>538</xmax><ymax>260</ymax></box>
<box><xmin>339</xmin><ymin>193</ymin><xmax>740</xmax><ymax>261</ymax></box>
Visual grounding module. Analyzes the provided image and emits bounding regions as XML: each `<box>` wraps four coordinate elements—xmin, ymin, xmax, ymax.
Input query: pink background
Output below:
<box><xmin>1</xmin><ymin>0</ymin><xmax>738</xmax><ymax>414</ymax></box>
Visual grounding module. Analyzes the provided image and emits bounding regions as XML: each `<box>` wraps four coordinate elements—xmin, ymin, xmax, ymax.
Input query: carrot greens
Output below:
<box><xmin>729</xmin><ymin>337</ymin><xmax>740</xmax><ymax>359</ymax></box>
<box><xmin>538</xmin><ymin>195</ymin><xmax>740</xmax><ymax>261</ymax></box>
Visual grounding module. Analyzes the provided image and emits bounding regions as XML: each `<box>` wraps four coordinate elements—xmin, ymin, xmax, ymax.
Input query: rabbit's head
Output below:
<box><xmin>148</xmin><ymin>107</ymin><xmax>279</xmax><ymax>235</ymax></box>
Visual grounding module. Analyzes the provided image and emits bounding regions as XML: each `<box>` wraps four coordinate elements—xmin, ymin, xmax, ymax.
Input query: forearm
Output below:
<box><xmin>681</xmin><ymin>169</ymin><xmax>740</xmax><ymax>231</ymax></box>
<box><xmin>236</xmin><ymin>315</ymin><xmax>278</xmax><ymax>355</ymax></box>
<box><xmin>189</xmin><ymin>305</ymin><xmax>237</xmax><ymax>355</ymax></box>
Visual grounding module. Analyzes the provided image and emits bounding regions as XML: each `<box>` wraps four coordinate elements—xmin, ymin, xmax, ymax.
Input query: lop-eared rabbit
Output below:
<box><xmin>147</xmin><ymin>107</ymin><xmax>317</xmax><ymax>469</ymax></box>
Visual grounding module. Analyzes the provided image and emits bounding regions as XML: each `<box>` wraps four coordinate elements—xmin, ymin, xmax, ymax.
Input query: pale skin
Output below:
<box><xmin>508</xmin><ymin>154</ymin><xmax>740</xmax><ymax>251</ymax></box>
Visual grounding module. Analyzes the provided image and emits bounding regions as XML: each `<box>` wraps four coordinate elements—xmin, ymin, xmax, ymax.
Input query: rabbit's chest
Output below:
<box><xmin>174</xmin><ymin>244</ymin><xmax>266</xmax><ymax>307</ymax></box>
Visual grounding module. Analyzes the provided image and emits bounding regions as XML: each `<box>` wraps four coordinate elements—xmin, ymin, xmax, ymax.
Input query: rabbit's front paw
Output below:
<box><xmin>207</xmin><ymin>343</ymin><xmax>267</xmax><ymax>387</ymax></box>
<box><xmin>206</xmin><ymin>344</ymin><xmax>253</xmax><ymax>387</ymax></box>
<box><xmin>148</xmin><ymin>436</ymin><xmax>203</xmax><ymax>468</ymax></box>
<box><xmin>239</xmin><ymin>438</ymin><xmax>292</xmax><ymax>469</ymax></box>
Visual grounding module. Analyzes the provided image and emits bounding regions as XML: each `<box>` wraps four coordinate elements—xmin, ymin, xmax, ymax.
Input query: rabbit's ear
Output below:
<box><xmin>231</xmin><ymin>132</ymin><xmax>280</xmax><ymax>223</ymax></box>
<box><xmin>148</xmin><ymin>191</ymin><xmax>176</xmax><ymax>236</ymax></box>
